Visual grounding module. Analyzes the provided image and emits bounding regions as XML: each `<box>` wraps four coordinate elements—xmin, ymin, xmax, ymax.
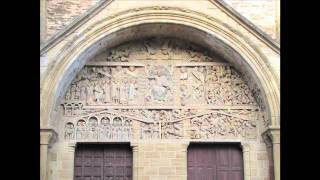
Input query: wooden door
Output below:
<box><xmin>188</xmin><ymin>144</ymin><xmax>243</xmax><ymax>180</ymax></box>
<box><xmin>75</xmin><ymin>144</ymin><xmax>132</xmax><ymax>180</ymax></box>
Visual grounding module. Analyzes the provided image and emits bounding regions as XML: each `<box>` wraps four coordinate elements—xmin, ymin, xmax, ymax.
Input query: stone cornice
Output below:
<box><xmin>210</xmin><ymin>0</ymin><xmax>280</xmax><ymax>54</ymax></box>
<box><xmin>40</xmin><ymin>128</ymin><xmax>58</xmax><ymax>145</ymax></box>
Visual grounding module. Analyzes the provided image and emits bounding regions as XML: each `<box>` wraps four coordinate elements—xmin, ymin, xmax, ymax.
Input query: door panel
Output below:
<box><xmin>188</xmin><ymin>144</ymin><xmax>244</xmax><ymax>180</ymax></box>
<box><xmin>75</xmin><ymin>144</ymin><xmax>132</xmax><ymax>180</ymax></box>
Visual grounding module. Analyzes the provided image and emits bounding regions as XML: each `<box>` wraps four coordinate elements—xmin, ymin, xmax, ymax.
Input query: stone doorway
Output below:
<box><xmin>56</xmin><ymin>37</ymin><xmax>269</xmax><ymax>180</ymax></box>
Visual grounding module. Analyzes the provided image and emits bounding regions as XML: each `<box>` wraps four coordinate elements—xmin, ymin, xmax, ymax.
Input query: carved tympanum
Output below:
<box><xmin>62</xmin><ymin>38</ymin><xmax>264</xmax><ymax>141</ymax></box>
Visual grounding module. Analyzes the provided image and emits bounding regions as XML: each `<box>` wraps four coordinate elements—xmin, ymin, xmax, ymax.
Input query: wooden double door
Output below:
<box><xmin>74</xmin><ymin>144</ymin><xmax>132</xmax><ymax>180</ymax></box>
<box><xmin>188</xmin><ymin>144</ymin><xmax>244</xmax><ymax>180</ymax></box>
<box><xmin>74</xmin><ymin>143</ymin><xmax>243</xmax><ymax>180</ymax></box>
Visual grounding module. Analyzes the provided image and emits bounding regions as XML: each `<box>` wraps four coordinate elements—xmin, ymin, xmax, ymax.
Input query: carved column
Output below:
<box><xmin>181</xmin><ymin>142</ymin><xmax>190</xmax><ymax>180</ymax></box>
<box><xmin>269</xmin><ymin>129</ymin><xmax>280</xmax><ymax>180</ymax></box>
<box><xmin>40</xmin><ymin>129</ymin><xmax>57</xmax><ymax>180</ymax></box>
<box><xmin>263</xmin><ymin>128</ymin><xmax>280</xmax><ymax>180</ymax></box>
<box><xmin>262</xmin><ymin>131</ymin><xmax>274</xmax><ymax>180</ymax></box>
<box><xmin>241</xmin><ymin>143</ymin><xmax>251</xmax><ymax>180</ymax></box>
<box><xmin>67</xmin><ymin>142</ymin><xmax>77</xmax><ymax>179</ymax></box>
<box><xmin>131</xmin><ymin>143</ymin><xmax>139</xmax><ymax>180</ymax></box>
<box><xmin>40</xmin><ymin>0</ymin><xmax>47</xmax><ymax>44</ymax></box>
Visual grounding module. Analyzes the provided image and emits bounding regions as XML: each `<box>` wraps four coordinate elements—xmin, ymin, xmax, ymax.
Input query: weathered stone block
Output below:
<box><xmin>159</xmin><ymin>167</ymin><xmax>175</xmax><ymax>175</ymax></box>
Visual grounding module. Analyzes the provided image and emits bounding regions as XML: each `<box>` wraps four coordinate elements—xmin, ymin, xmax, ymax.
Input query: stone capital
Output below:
<box><xmin>262</xmin><ymin>131</ymin><xmax>273</xmax><ymax>147</ymax></box>
<box><xmin>181</xmin><ymin>141</ymin><xmax>190</xmax><ymax>152</ymax></box>
<box><xmin>241</xmin><ymin>143</ymin><xmax>250</xmax><ymax>152</ymax></box>
<box><xmin>262</xmin><ymin>127</ymin><xmax>280</xmax><ymax>145</ymax></box>
<box><xmin>40</xmin><ymin>129</ymin><xmax>58</xmax><ymax>145</ymax></box>
<box><xmin>130</xmin><ymin>142</ymin><xmax>139</xmax><ymax>152</ymax></box>
<box><xmin>67</xmin><ymin>142</ymin><xmax>77</xmax><ymax>152</ymax></box>
<box><xmin>269</xmin><ymin>131</ymin><xmax>280</xmax><ymax>144</ymax></box>
<box><xmin>68</xmin><ymin>142</ymin><xmax>76</xmax><ymax>148</ymax></box>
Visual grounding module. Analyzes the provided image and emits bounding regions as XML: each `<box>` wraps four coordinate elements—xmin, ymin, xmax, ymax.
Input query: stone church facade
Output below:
<box><xmin>40</xmin><ymin>1</ymin><xmax>280</xmax><ymax>180</ymax></box>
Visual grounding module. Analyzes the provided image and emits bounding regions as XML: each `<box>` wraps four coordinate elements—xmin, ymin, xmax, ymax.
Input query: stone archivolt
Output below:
<box><xmin>61</xmin><ymin>38</ymin><xmax>263</xmax><ymax>141</ymax></box>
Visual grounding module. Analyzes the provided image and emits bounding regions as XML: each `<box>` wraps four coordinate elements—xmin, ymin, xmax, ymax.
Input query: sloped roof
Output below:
<box><xmin>211</xmin><ymin>0</ymin><xmax>279</xmax><ymax>53</ymax></box>
<box><xmin>40</xmin><ymin>0</ymin><xmax>280</xmax><ymax>54</ymax></box>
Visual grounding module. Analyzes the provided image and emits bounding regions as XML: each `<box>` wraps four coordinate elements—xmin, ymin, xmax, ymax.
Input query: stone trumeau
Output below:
<box><xmin>40</xmin><ymin>1</ymin><xmax>280</xmax><ymax>180</ymax></box>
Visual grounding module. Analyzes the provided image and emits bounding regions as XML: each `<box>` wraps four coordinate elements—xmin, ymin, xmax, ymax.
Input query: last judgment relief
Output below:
<box><xmin>62</xmin><ymin>37</ymin><xmax>264</xmax><ymax>142</ymax></box>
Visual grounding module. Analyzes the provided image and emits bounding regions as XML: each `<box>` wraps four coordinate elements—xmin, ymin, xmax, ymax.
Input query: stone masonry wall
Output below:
<box><xmin>224</xmin><ymin>0</ymin><xmax>278</xmax><ymax>39</ymax></box>
<box><xmin>45</xmin><ymin>0</ymin><xmax>278</xmax><ymax>40</ymax></box>
<box><xmin>136</xmin><ymin>143</ymin><xmax>188</xmax><ymax>180</ymax></box>
<box><xmin>46</xmin><ymin>0</ymin><xmax>101</xmax><ymax>39</ymax></box>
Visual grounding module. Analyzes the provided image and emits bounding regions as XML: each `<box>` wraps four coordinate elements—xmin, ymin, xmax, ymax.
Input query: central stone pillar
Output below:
<box><xmin>136</xmin><ymin>142</ymin><xmax>188</xmax><ymax>180</ymax></box>
<box><xmin>269</xmin><ymin>129</ymin><xmax>280</xmax><ymax>180</ymax></box>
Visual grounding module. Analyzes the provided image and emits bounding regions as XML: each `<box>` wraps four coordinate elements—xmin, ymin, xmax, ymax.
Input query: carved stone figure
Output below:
<box><xmin>111</xmin><ymin>79</ymin><xmax>118</xmax><ymax>104</ymax></box>
<box><xmin>120</xmin><ymin>79</ymin><xmax>129</xmax><ymax>105</ymax></box>
<box><xmin>113</xmin><ymin>117</ymin><xmax>122</xmax><ymax>139</ymax></box>
<box><xmin>72</xmin><ymin>103</ymin><xmax>83</xmax><ymax>116</ymax></box>
<box><xmin>180</xmin><ymin>67</ymin><xmax>188</xmax><ymax>81</ymax></box>
<box><xmin>79</xmin><ymin>86</ymin><xmax>87</xmax><ymax>101</ymax></box>
<box><xmin>141</xmin><ymin>122</ymin><xmax>159</xmax><ymax>139</ymax></box>
<box><xmin>123</xmin><ymin>120</ymin><xmax>132</xmax><ymax>140</ymax></box>
<box><xmin>126</xmin><ymin>66</ymin><xmax>138</xmax><ymax>77</ymax></box>
<box><xmin>192</xmin><ymin>84</ymin><xmax>204</xmax><ymax>102</ymax></box>
<box><xmin>65</xmin><ymin>89</ymin><xmax>71</xmax><ymax>100</ymax></box>
<box><xmin>70</xmin><ymin>84</ymin><xmax>76</xmax><ymax>100</ymax></box>
<box><xmin>103</xmin><ymin>78</ymin><xmax>111</xmax><ymax>103</ymax></box>
<box><xmin>88</xmin><ymin>117</ymin><xmax>98</xmax><ymax>140</ymax></box>
<box><xmin>141</xmin><ymin>123</ymin><xmax>151</xmax><ymax>139</ymax></box>
<box><xmin>100</xmin><ymin>117</ymin><xmax>111</xmax><ymax>140</ymax></box>
<box><xmin>151</xmin><ymin>83</ymin><xmax>168</xmax><ymax>102</ymax></box>
<box><xmin>144</xmin><ymin>40</ymin><xmax>157</xmax><ymax>55</ymax></box>
<box><xmin>162</xmin><ymin>121</ymin><xmax>183</xmax><ymax>139</ymax></box>
<box><xmin>62</xmin><ymin>102</ymin><xmax>83</xmax><ymax>116</ymax></box>
<box><xmin>86</xmin><ymin>85</ymin><xmax>95</xmax><ymax>105</ymax></box>
<box><xmin>76</xmin><ymin>119</ymin><xmax>86</xmax><ymax>140</ymax></box>
<box><xmin>113</xmin><ymin>66</ymin><xmax>124</xmax><ymax>77</ymax></box>
<box><xmin>64</xmin><ymin>123</ymin><xmax>75</xmax><ymax>140</ymax></box>
<box><xmin>74</xmin><ymin>85</ymin><xmax>81</xmax><ymax>101</ymax></box>
<box><xmin>98</xmin><ymin>66</ymin><xmax>112</xmax><ymax>78</ymax></box>
<box><xmin>107</xmin><ymin>48</ymin><xmax>130</xmax><ymax>62</ymax></box>
<box><xmin>190</xmin><ymin>111</ymin><xmax>257</xmax><ymax>139</ymax></box>
<box><xmin>93</xmin><ymin>82</ymin><xmax>104</xmax><ymax>104</ymax></box>
<box><xmin>128</xmin><ymin>78</ymin><xmax>138</xmax><ymax>102</ymax></box>
<box><xmin>180</xmin><ymin>84</ymin><xmax>191</xmax><ymax>106</ymax></box>
<box><xmin>191</xmin><ymin>66</ymin><xmax>205</xmax><ymax>83</ymax></box>
<box><xmin>147</xmin><ymin>65</ymin><xmax>173</xmax><ymax>103</ymax></box>
<box><xmin>187</xmin><ymin>45</ymin><xmax>202</xmax><ymax>61</ymax></box>
<box><xmin>63</xmin><ymin>103</ymin><xmax>72</xmax><ymax>116</ymax></box>
<box><xmin>160</xmin><ymin>39</ymin><xmax>173</xmax><ymax>58</ymax></box>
